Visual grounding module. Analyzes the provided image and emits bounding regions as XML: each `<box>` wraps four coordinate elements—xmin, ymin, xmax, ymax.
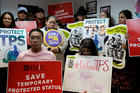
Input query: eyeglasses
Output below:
<box><xmin>30</xmin><ymin>36</ymin><xmax>42</xmax><ymax>41</ymax></box>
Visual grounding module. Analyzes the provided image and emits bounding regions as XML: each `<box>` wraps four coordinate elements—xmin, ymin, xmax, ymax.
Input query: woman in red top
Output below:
<box><xmin>34</xmin><ymin>8</ymin><xmax>46</xmax><ymax>28</ymax></box>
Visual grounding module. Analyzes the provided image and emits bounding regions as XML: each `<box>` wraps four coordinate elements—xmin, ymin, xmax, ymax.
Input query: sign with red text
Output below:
<box><xmin>63</xmin><ymin>55</ymin><xmax>112</xmax><ymax>93</ymax></box>
<box><xmin>0</xmin><ymin>28</ymin><xmax>27</xmax><ymax>67</ymax></box>
<box><xmin>48</xmin><ymin>1</ymin><xmax>74</xmax><ymax>23</ymax></box>
<box><xmin>15</xmin><ymin>21</ymin><xmax>37</xmax><ymax>45</ymax></box>
<box><xmin>127</xmin><ymin>19</ymin><xmax>140</xmax><ymax>56</ymax></box>
<box><xmin>7</xmin><ymin>61</ymin><xmax>62</xmax><ymax>93</ymax></box>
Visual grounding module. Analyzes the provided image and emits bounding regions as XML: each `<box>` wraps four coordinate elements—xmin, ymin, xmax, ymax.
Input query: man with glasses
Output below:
<box><xmin>16</xmin><ymin>28</ymin><xmax>56</xmax><ymax>61</ymax></box>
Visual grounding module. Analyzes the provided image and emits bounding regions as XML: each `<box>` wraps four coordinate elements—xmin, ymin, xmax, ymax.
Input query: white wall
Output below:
<box><xmin>57</xmin><ymin>0</ymin><xmax>136</xmax><ymax>24</ymax></box>
<box><xmin>1</xmin><ymin>0</ymin><xmax>136</xmax><ymax>24</ymax></box>
<box><xmin>97</xmin><ymin>0</ymin><xmax>136</xmax><ymax>24</ymax></box>
<box><xmin>1</xmin><ymin>0</ymin><xmax>50</xmax><ymax>18</ymax></box>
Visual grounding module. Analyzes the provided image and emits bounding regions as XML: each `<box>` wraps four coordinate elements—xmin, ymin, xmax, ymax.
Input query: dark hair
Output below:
<box><xmin>35</xmin><ymin>8</ymin><xmax>45</xmax><ymax>14</ymax></box>
<box><xmin>79</xmin><ymin>38</ymin><xmax>98</xmax><ymax>56</ymax></box>
<box><xmin>75</xmin><ymin>6</ymin><xmax>87</xmax><ymax>22</ymax></box>
<box><xmin>119</xmin><ymin>10</ymin><xmax>132</xmax><ymax>19</ymax></box>
<box><xmin>29</xmin><ymin>28</ymin><xmax>44</xmax><ymax>38</ymax></box>
<box><xmin>46</xmin><ymin>15</ymin><xmax>57</xmax><ymax>22</ymax></box>
<box><xmin>77</xmin><ymin>6</ymin><xmax>87</xmax><ymax>16</ymax></box>
<box><xmin>0</xmin><ymin>12</ymin><xmax>16</xmax><ymax>28</ymax></box>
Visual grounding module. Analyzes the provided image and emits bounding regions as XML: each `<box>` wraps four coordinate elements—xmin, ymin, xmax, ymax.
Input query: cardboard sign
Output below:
<box><xmin>84</xmin><ymin>18</ymin><xmax>109</xmax><ymax>56</ymax></box>
<box><xmin>15</xmin><ymin>21</ymin><xmax>37</xmax><ymax>45</ymax></box>
<box><xmin>104</xmin><ymin>25</ymin><xmax>127</xmax><ymax>69</ymax></box>
<box><xmin>7</xmin><ymin>61</ymin><xmax>62</xmax><ymax>93</ymax></box>
<box><xmin>0</xmin><ymin>28</ymin><xmax>27</xmax><ymax>67</ymax></box>
<box><xmin>43</xmin><ymin>29</ymin><xmax>63</xmax><ymax>48</ymax></box>
<box><xmin>48</xmin><ymin>1</ymin><xmax>74</xmax><ymax>23</ymax></box>
<box><xmin>67</xmin><ymin>21</ymin><xmax>84</xmax><ymax>51</ymax></box>
<box><xmin>126</xmin><ymin>19</ymin><xmax>140</xmax><ymax>57</ymax></box>
<box><xmin>63</xmin><ymin>55</ymin><xmax>112</xmax><ymax>93</ymax></box>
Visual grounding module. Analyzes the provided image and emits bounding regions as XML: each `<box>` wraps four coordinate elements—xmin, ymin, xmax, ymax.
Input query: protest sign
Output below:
<box><xmin>63</xmin><ymin>55</ymin><xmax>112</xmax><ymax>93</ymax></box>
<box><xmin>67</xmin><ymin>21</ymin><xmax>84</xmax><ymax>51</ymax></box>
<box><xmin>48</xmin><ymin>1</ymin><xmax>74</xmax><ymax>23</ymax></box>
<box><xmin>15</xmin><ymin>21</ymin><xmax>37</xmax><ymax>45</ymax></box>
<box><xmin>59</xmin><ymin>28</ymin><xmax>70</xmax><ymax>40</ymax></box>
<box><xmin>104</xmin><ymin>25</ymin><xmax>127</xmax><ymax>69</ymax></box>
<box><xmin>0</xmin><ymin>28</ymin><xmax>27</xmax><ymax>67</ymax></box>
<box><xmin>84</xmin><ymin>18</ymin><xmax>109</xmax><ymax>56</ymax></box>
<box><xmin>7</xmin><ymin>61</ymin><xmax>62</xmax><ymax>93</ymax></box>
<box><xmin>126</xmin><ymin>19</ymin><xmax>140</xmax><ymax>57</ymax></box>
<box><xmin>135</xmin><ymin>0</ymin><xmax>140</xmax><ymax>18</ymax></box>
<box><xmin>43</xmin><ymin>29</ymin><xmax>63</xmax><ymax>48</ymax></box>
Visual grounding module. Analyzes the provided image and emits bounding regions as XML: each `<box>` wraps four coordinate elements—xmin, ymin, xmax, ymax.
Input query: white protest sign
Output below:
<box><xmin>84</xmin><ymin>18</ymin><xmax>109</xmax><ymax>56</ymax></box>
<box><xmin>63</xmin><ymin>55</ymin><xmax>112</xmax><ymax>93</ymax></box>
<box><xmin>0</xmin><ymin>28</ymin><xmax>27</xmax><ymax>67</ymax></box>
<box><xmin>104</xmin><ymin>25</ymin><xmax>127</xmax><ymax>69</ymax></box>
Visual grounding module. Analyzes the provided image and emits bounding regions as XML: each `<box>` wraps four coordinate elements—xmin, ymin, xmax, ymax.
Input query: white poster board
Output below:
<box><xmin>104</xmin><ymin>25</ymin><xmax>127</xmax><ymax>69</ymax></box>
<box><xmin>67</xmin><ymin>21</ymin><xmax>84</xmax><ymax>51</ymax></box>
<box><xmin>84</xmin><ymin>18</ymin><xmax>109</xmax><ymax>56</ymax></box>
<box><xmin>0</xmin><ymin>28</ymin><xmax>27</xmax><ymax>67</ymax></box>
<box><xmin>63</xmin><ymin>55</ymin><xmax>112</xmax><ymax>93</ymax></box>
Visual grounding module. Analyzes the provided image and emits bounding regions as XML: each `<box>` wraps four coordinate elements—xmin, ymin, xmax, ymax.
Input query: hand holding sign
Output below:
<box><xmin>51</xmin><ymin>47</ymin><xmax>60</xmax><ymax>53</ymax></box>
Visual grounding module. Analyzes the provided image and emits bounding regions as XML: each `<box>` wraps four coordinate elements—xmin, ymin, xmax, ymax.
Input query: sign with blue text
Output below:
<box><xmin>0</xmin><ymin>28</ymin><xmax>27</xmax><ymax>67</ymax></box>
<box><xmin>84</xmin><ymin>18</ymin><xmax>109</xmax><ymax>56</ymax></box>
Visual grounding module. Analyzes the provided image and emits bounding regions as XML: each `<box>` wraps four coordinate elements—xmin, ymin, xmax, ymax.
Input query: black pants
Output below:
<box><xmin>0</xmin><ymin>68</ymin><xmax>8</xmax><ymax>93</ymax></box>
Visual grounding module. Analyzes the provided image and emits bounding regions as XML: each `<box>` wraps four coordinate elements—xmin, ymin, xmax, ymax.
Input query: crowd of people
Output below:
<box><xmin>0</xmin><ymin>5</ymin><xmax>139</xmax><ymax>93</ymax></box>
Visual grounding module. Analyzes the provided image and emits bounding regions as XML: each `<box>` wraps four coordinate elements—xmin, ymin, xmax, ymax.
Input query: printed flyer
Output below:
<box><xmin>67</xmin><ymin>21</ymin><xmax>84</xmax><ymax>51</ymax></box>
<box><xmin>126</xmin><ymin>19</ymin><xmax>140</xmax><ymax>56</ymax></box>
<box><xmin>84</xmin><ymin>18</ymin><xmax>109</xmax><ymax>56</ymax></box>
<box><xmin>7</xmin><ymin>61</ymin><xmax>62</xmax><ymax>93</ymax></box>
<box><xmin>15</xmin><ymin>21</ymin><xmax>37</xmax><ymax>45</ymax></box>
<box><xmin>0</xmin><ymin>28</ymin><xmax>27</xmax><ymax>67</ymax></box>
<box><xmin>48</xmin><ymin>1</ymin><xmax>74</xmax><ymax>23</ymax></box>
<box><xmin>63</xmin><ymin>55</ymin><xmax>112</xmax><ymax>93</ymax></box>
<box><xmin>104</xmin><ymin>25</ymin><xmax>127</xmax><ymax>69</ymax></box>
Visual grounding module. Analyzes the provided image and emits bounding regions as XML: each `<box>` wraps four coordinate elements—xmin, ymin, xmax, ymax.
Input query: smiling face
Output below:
<box><xmin>3</xmin><ymin>14</ymin><xmax>12</xmax><ymax>28</ymax></box>
<box><xmin>29</xmin><ymin>31</ymin><xmax>43</xmax><ymax>52</ymax></box>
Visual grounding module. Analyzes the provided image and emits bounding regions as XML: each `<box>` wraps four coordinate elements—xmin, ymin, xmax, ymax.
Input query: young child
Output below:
<box><xmin>78</xmin><ymin>38</ymin><xmax>98</xmax><ymax>56</ymax></box>
<box><xmin>64</xmin><ymin>38</ymin><xmax>98</xmax><ymax>93</ymax></box>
